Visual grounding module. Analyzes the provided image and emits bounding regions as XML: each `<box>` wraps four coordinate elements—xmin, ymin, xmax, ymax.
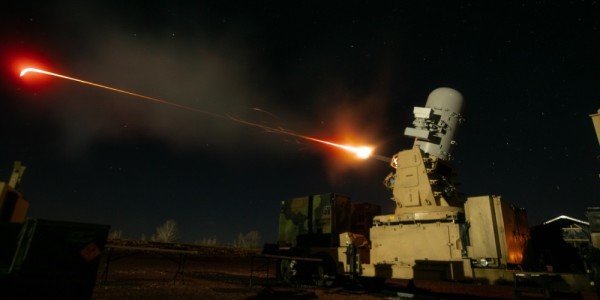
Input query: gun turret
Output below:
<box><xmin>382</xmin><ymin>88</ymin><xmax>465</xmax><ymax>222</ymax></box>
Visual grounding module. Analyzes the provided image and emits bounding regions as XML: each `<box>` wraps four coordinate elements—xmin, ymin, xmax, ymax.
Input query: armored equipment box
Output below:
<box><xmin>278</xmin><ymin>193</ymin><xmax>352</xmax><ymax>248</ymax></box>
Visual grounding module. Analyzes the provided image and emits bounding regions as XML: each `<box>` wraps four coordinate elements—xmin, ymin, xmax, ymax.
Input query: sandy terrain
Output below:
<box><xmin>90</xmin><ymin>244</ymin><xmax>597</xmax><ymax>300</ymax></box>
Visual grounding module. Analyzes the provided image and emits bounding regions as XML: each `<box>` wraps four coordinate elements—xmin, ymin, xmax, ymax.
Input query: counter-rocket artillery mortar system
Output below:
<box><xmin>263</xmin><ymin>88</ymin><xmax>595</xmax><ymax>293</ymax></box>
<box><xmin>266</xmin><ymin>88</ymin><xmax>529</xmax><ymax>285</ymax></box>
<box><xmin>353</xmin><ymin>87</ymin><xmax>530</xmax><ymax>283</ymax></box>
<box><xmin>263</xmin><ymin>88</ymin><xmax>600</xmax><ymax>293</ymax></box>
<box><xmin>339</xmin><ymin>87</ymin><xmax>533</xmax><ymax>285</ymax></box>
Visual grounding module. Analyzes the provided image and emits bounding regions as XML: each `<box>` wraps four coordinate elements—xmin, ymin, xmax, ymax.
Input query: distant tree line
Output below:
<box><xmin>107</xmin><ymin>220</ymin><xmax>261</xmax><ymax>248</ymax></box>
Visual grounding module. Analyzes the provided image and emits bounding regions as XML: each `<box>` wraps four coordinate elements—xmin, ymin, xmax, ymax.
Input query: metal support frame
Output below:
<box><xmin>249</xmin><ymin>254</ymin><xmax>321</xmax><ymax>287</ymax></box>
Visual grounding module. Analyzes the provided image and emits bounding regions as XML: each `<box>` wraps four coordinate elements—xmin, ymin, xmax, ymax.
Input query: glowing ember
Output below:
<box><xmin>20</xmin><ymin>67</ymin><xmax>375</xmax><ymax>160</ymax></box>
<box><xmin>354</xmin><ymin>146</ymin><xmax>374</xmax><ymax>159</ymax></box>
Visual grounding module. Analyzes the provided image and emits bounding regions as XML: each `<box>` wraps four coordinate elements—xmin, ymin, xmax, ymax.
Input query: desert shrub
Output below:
<box><xmin>151</xmin><ymin>219</ymin><xmax>179</xmax><ymax>243</ymax></box>
<box><xmin>108</xmin><ymin>229</ymin><xmax>123</xmax><ymax>240</ymax></box>
<box><xmin>233</xmin><ymin>231</ymin><xmax>261</xmax><ymax>248</ymax></box>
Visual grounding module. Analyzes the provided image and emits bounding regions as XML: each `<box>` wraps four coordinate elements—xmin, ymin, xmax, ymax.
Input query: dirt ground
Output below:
<box><xmin>90</xmin><ymin>244</ymin><xmax>598</xmax><ymax>300</ymax></box>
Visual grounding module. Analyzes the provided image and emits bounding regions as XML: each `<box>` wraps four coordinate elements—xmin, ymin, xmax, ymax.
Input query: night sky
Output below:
<box><xmin>1</xmin><ymin>1</ymin><xmax>599</xmax><ymax>244</ymax></box>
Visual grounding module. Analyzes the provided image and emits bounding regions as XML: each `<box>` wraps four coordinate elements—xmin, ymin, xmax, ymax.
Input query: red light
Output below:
<box><xmin>5</xmin><ymin>50</ymin><xmax>55</xmax><ymax>90</ymax></box>
<box><xmin>15</xmin><ymin>61</ymin><xmax>50</xmax><ymax>81</ymax></box>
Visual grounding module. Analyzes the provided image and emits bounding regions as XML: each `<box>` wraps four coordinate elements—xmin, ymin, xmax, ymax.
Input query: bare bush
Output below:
<box><xmin>107</xmin><ymin>229</ymin><xmax>123</xmax><ymax>240</ymax></box>
<box><xmin>151</xmin><ymin>219</ymin><xmax>179</xmax><ymax>243</ymax></box>
<box><xmin>233</xmin><ymin>231</ymin><xmax>261</xmax><ymax>248</ymax></box>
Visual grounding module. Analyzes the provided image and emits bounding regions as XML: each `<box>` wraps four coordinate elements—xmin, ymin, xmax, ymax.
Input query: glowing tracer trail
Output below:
<box><xmin>20</xmin><ymin>67</ymin><xmax>374</xmax><ymax>159</ymax></box>
<box><xmin>20</xmin><ymin>67</ymin><xmax>221</xmax><ymax>118</ymax></box>
<box><xmin>227</xmin><ymin>116</ymin><xmax>374</xmax><ymax>159</ymax></box>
